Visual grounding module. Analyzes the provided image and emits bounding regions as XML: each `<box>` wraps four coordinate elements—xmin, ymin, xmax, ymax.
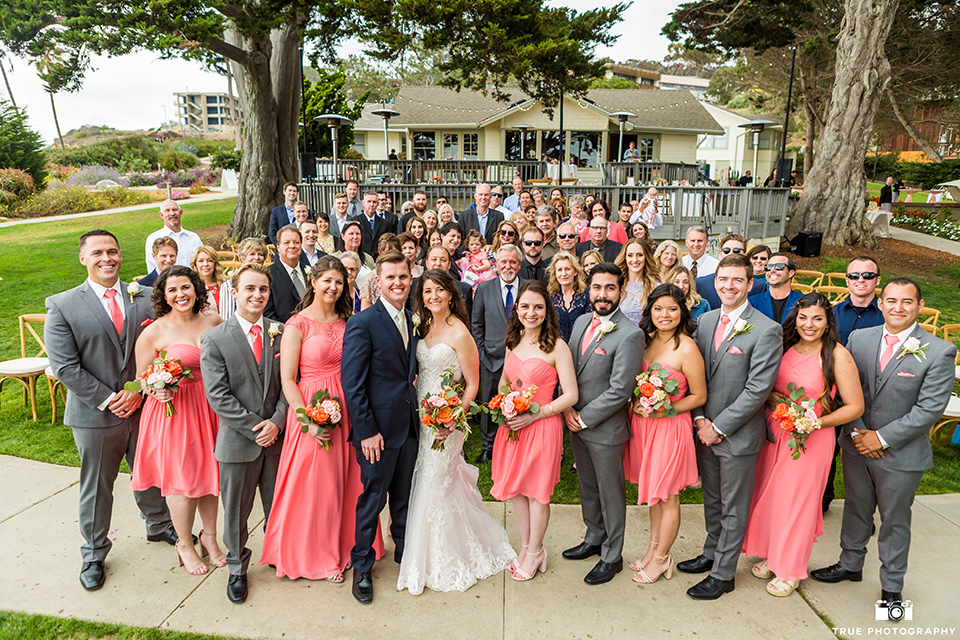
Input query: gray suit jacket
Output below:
<box><xmin>471</xmin><ymin>277</ymin><xmax>524</xmax><ymax>373</ymax></box>
<box><xmin>45</xmin><ymin>281</ymin><xmax>154</xmax><ymax>428</ymax></box>
<box><xmin>569</xmin><ymin>308</ymin><xmax>645</xmax><ymax>446</ymax></box>
<box><xmin>200</xmin><ymin>315</ymin><xmax>287</xmax><ymax>464</ymax></box>
<box><xmin>841</xmin><ymin>324</ymin><xmax>956</xmax><ymax>472</ymax></box>
<box><xmin>692</xmin><ymin>303</ymin><xmax>782</xmax><ymax>456</ymax></box>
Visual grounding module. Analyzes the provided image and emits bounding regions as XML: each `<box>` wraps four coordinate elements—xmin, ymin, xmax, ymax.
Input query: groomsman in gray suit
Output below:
<box><xmin>677</xmin><ymin>253</ymin><xmax>782</xmax><ymax>600</ymax></box>
<box><xmin>562</xmin><ymin>263</ymin><xmax>644</xmax><ymax>585</ymax></box>
<box><xmin>45</xmin><ymin>229</ymin><xmax>173</xmax><ymax>591</ymax></box>
<box><xmin>200</xmin><ymin>263</ymin><xmax>287</xmax><ymax>604</ymax></box>
<box><xmin>811</xmin><ymin>278</ymin><xmax>956</xmax><ymax>617</ymax></box>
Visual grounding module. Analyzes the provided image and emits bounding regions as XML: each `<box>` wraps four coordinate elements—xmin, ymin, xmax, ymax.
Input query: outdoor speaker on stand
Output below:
<box><xmin>300</xmin><ymin>153</ymin><xmax>316</xmax><ymax>180</ymax></box>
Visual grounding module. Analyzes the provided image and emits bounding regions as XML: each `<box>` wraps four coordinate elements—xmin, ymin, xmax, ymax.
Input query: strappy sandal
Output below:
<box><xmin>752</xmin><ymin>558</ymin><xmax>773</xmax><ymax>579</ymax></box>
<box><xmin>630</xmin><ymin>540</ymin><xmax>659</xmax><ymax>571</ymax></box>
<box><xmin>632</xmin><ymin>554</ymin><xmax>673</xmax><ymax>584</ymax></box>
<box><xmin>766</xmin><ymin>577</ymin><xmax>798</xmax><ymax>597</ymax></box>
<box><xmin>511</xmin><ymin>548</ymin><xmax>547</xmax><ymax>582</ymax></box>
<box><xmin>198</xmin><ymin>529</ymin><xmax>226</xmax><ymax>567</ymax></box>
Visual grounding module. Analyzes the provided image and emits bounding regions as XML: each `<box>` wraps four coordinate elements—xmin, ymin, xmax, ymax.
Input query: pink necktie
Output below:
<box><xmin>103</xmin><ymin>289</ymin><xmax>124</xmax><ymax>335</ymax></box>
<box><xmin>879</xmin><ymin>334</ymin><xmax>899</xmax><ymax>371</ymax></box>
<box><xmin>713</xmin><ymin>314</ymin><xmax>730</xmax><ymax>351</ymax></box>
<box><xmin>250</xmin><ymin>325</ymin><xmax>263</xmax><ymax>365</ymax></box>
<box><xmin>581</xmin><ymin>316</ymin><xmax>602</xmax><ymax>355</ymax></box>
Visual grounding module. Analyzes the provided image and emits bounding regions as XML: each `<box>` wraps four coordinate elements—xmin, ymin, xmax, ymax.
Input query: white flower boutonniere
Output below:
<box><xmin>411</xmin><ymin>313</ymin><xmax>421</xmax><ymax>335</ymax></box>
<box><xmin>596</xmin><ymin>319</ymin><xmax>618</xmax><ymax>342</ymax></box>
<box><xmin>127</xmin><ymin>281</ymin><xmax>143</xmax><ymax>304</ymax></box>
<box><xmin>268</xmin><ymin>322</ymin><xmax>282</xmax><ymax>347</ymax></box>
<box><xmin>728</xmin><ymin>317</ymin><xmax>755</xmax><ymax>341</ymax></box>
<box><xmin>896</xmin><ymin>336</ymin><xmax>928</xmax><ymax>362</ymax></box>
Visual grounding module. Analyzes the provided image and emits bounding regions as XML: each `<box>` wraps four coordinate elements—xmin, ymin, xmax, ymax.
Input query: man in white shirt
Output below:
<box><xmin>503</xmin><ymin>176</ymin><xmax>524</xmax><ymax>212</ymax></box>
<box><xmin>681</xmin><ymin>225</ymin><xmax>719</xmax><ymax>279</ymax></box>
<box><xmin>331</xmin><ymin>192</ymin><xmax>350</xmax><ymax>237</ymax></box>
<box><xmin>490</xmin><ymin>185</ymin><xmax>511</xmax><ymax>215</ymax></box>
<box><xmin>144</xmin><ymin>200</ymin><xmax>203</xmax><ymax>273</ymax></box>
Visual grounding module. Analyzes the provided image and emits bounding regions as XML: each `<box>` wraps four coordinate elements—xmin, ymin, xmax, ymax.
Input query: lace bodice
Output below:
<box><xmin>416</xmin><ymin>341</ymin><xmax>462</xmax><ymax>402</ymax></box>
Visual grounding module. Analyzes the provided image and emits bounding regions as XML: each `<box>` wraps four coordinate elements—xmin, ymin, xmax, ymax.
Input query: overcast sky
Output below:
<box><xmin>3</xmin><ymin>0</ymin><xmax>679</xmax><ymax>145</ymax></box>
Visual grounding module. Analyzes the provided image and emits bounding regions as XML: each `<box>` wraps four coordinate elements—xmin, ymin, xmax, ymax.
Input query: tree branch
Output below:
<box><xmin>202</xmin><ymin>36</ymin><xmax>250</xmax><ymax>65</ymax></box>
<box><xmin>885</xmin><ymin>86</ymin><xmax>943</xmax><ymax>162</ymax></box>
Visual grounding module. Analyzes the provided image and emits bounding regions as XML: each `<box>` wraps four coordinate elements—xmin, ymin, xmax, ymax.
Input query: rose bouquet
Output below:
<box><xmin>771</xmin><ymin>382</ymin><xmax>822</xmax><ymax>459</ymax></box>
<box><xmin>485</xmin><ymin>379</ymin><xmax>539</xmax><ymax>442</ymax></box>
<box><xmin>296</xmin><ymin>388</ymin><xmax>343</xmax><ymax>451</ymax></box>
<box><xmin>124</xmin><ymin>350</ymin><xmax>193</xmax><ymax>417</ymax></box>
<box><xmin>420</xmin><ymin>369</ymin><xmax>481</xmax><ymax>450</ymax></box>
<box><xmin>633</xmin><ymin>363</ymin><xmax>678</xmax><ymax>417</ymax></box>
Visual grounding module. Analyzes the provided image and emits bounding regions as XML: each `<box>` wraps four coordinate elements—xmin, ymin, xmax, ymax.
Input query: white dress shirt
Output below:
<box><xmin>499</xmin><ymin>277</ymin><xmax>518</xmax><ymax>307</ymax></box>
<box><xmin>380</xmin><ymin>296</ymin><xmax>408</xmax><ymax>347</ymax></box>
<box><xmin>235</xmin><ymin>314</ymin><xmax>265</xmax><ymax>355</ymax></box>
<box><xmin>281</xmin><ymin>259</ymin><xmax>307</xmax><ymax>290</ymax></box>
<box><xmin>682</xmin><ymin>253</ymin><xmax>720</xmax><ymax>277</ymax></box>
<box><xmin>144</xmin><ymin>226</ymin><xmax>204</xmax><ymax>272</ymax></box>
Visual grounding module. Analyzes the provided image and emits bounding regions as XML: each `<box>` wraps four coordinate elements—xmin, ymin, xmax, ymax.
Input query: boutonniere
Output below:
<box><xmin>728</xmin><ymin>317</ymin><xmax>754</xmax><ymax>341</ymax></box>
<box><xmin>268</xmin><ymin>322</ymin><xmax>282</xmax><ymax>346</ymax></box>
<box><xmin>596</xmin><ymin>319</ymin><xmax>618</xmax><ymax>342</ymax></box>
<box><xmin>127</xmin><ymin>281</ymin><xmax>143</xmax><ymax>303</ymax></box>
<box><xmin>411</xmin><ymin>313</ymin><xmax>421</xmax><ymax>335</ymax></box>
<box><xmin>896</xmin><ymin>336</ymin><xmax>928</xmax><ymax>362</ymax></box>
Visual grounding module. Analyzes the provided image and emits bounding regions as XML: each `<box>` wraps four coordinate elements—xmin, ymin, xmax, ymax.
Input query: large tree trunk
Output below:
<box><xmin>886</xmin><ymin>87</ymin><xmax>943</xmax><ymax>162</ymax></box>
<box><xmin>789</xmin><ymin>0</ymin><xmax>899</xmax><ymax>247</ymax></box>
<box><xmin>803</xmin><ymin>101</ymin><xmax>816</xmax><ymax>179</ymax></box>
<box><xmin>225</xmin><ymin>21</ymin><xmax>302</xmax><ymax>240</ymax></box>
<box><xmin>0</xmin><ymin>56</ymin><xmax>16</xmax><ymax>108</ymax></box>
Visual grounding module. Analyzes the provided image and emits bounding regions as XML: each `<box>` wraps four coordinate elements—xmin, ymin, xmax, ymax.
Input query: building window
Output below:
<box><xmin>208</xmin><ymin>117</ymin><xmax>220</xmax><ymax>125</ymax></box>
<box><xmin>401</xmin><ymin>133</ymin><xmax>407</xmax><ymax>157</ymax></box>
<box><xmin>570</xmin><ymin>131</ymin><xmax>601</xmax><ymax>168</ymax></box>
<box><xmin>442</xmin><ymin>133</ymin><xmax>459</xmax><ymax>159</ymax></box>
<box><xmin>412</xmin><ymin>132</ymin><xmax>436</xmax><ymax>160</ymax></box>
<box><xmin>746</xmin><ymin>130</ymin><xmax>774</xmax><ymax>150</ymax></box>
<box><xmin>505</xmin><ymin>130</ymin><xmax>536</xmax><ymax>160</ymax></box>
<box><xmin>206</xmin><ymin>96</ymin><xmax>217</xmax><ymax>103</ymax></box>
<box><xmin>462</xmin><ymin>133</ymin><xmax>479</xmax><ymax>159</ymax></box>
<box><xmin>541</xmin><ymin>130</ymin><xmax>562</xmax><ymax>162</ymax></box>
<box><xmin>352</xmin><ymin>133</ymin><xmax>365</xmax><ymax>157</ymax></box>
<box><xmin>698</xmin><ymin>133</ymin><xmax>728</xmax><ymax>149</ymax></box>
<box><xmin>639</xmin><ymin>78</ymin><xmax>654</xmax><ymax>86</ymax></box>
<box><xmin>207</xmin><ymin>106</ymin><xmax>219</xmax><ymax>115</ymax></box>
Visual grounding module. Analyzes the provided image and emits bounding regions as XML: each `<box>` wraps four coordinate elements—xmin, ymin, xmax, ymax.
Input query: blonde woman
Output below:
<box><xmin>579</xmin><ymin>249</ymin><xmax>603</xmax><ymax>275</ymax></box>
<box><xmin>219</xmin><ymin>237</ymin><xmax>268</xmax><ymax>319</ymax></box>
<box><xmin>654</xmin><ymin>240</ymin><xmax>681</xmax><ymax>284</ymax></box>
<box><xmin>546</xmin><ymin>251</ymin><xmax>589</xmax><ymax>343</ymax></box>
<box><xmin>666</xmin><ymin>264</ymin><xmax>710</xmax><ymax>321</ymax></box>
<box><xmin>492</xmin><ymin>220</ymin><xmax>521</xmax><ymax>253</ymax></box>
<box><xmin>190</xmin><ymin>245</ymin><xmax>226</xmax><ymax>314</ymax></box>
<box><xmin>614</xmin><ymin>238</ymin><xmax>659</xmax><ymax>325</ymax></box>
<box><xmin>423</xmin><ymin>210</ymin><xmax>439</xmax><ymax>236</ymax></box>
<box><xmin>530</xmin><ymin>187</ymin><xmax>546</xmax><ymax>208</ymax></box>
<box><xmin>438</xmin><ymin>203</ymin><xmax>456</xmax><ymax>225</ymax></box>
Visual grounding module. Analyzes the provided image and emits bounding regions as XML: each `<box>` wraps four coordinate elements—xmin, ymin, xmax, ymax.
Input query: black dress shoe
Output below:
<box><xmin>687</xmin><ymin>575</ymin><xmax>735</xmax><ymax>600</ymax></box>
<box><xmin>562</xmin><ymin>541</ymin><xmax>602</xmax><ymax>560</ymax></box>
<box><xmin>584</xmin><ymin>558</ymin><xmax>622</xmax><ymax>585</ymax></box>
<box><xmin>474</xmin><ymin>449</ymin><xmax>492</xmax><ymax>465</ymax></box>
<box><xmin>80</xmin><ymin>561</ymin><xmax>105</xmax><ymax>591</ymax></box>
<box><xmin>809</xmin><ymin>563</ymin><xmax>863</xmax><ymax>584</ymax></box>
<box><xmin>147</xmin><ymin>525</ymin><xmax>197</xmax><ymax>546</ymax></box>
<box><xmin>353</xmin><ymin>571</ymin><xmax>373</xmax><ymax>604</ymax></box>
<box><xmin>227</xmin><ymin>574</ymin><xmax>247</xmax><ymax>603</ymax></box>
<box><xmin>676</xmin><ymin>554</ymin><xmax>713</xmax><ymax>574</ymax></box>
<box><xmin>881</xmin><ymin>590</ymin><xmax>903</xmax><ymax>604</ymax></box>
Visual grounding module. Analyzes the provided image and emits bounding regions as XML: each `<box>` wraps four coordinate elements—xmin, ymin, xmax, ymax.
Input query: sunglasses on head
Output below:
<box><xmin>523</xmin><ymin>240</ymin><xmax>543</xmax><ymax>247</ymax></box>
<box><xmin>846</xmin><ymin>272</ymin><xmax>878</xmax><ymax>280</ymax></box>
<box><xmin>722</xmin><ymin>247</ymin><xmax>744</xmax><ymax>254</ymax></box>
<box><xmin>557</xmin><ymin>233</ymin><xmax>577</xmax><ymax>239</ymax></box>
<box><xmin>764</xmin><ymin>263</ymin><xmax>789</xmax><ymax>272</ymax></box>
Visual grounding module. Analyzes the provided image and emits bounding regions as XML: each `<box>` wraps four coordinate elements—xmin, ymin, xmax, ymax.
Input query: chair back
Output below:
<box><xmin>825</xmin><ymin>272</ymin><xmax>847</xmax><ymax>287</ymax></box>
<box><xmin>20</xmin><ymin>314</ymin><xmax>47</xmax><ymax>358</ymax></box>
<box><xmin>792</xmin><ymin>283</ymin><xmax>813</xmax><ymax>294</ymax></box>
<box><xmin>814</xmin><ymin>285</ymin><xmax>850</xmax><ymax>303</ymax></box>
<box><xmin>793</xmin><ymin>270</ymin><xmax>824</xmax><ymax>288</ymax></box>
<box><xmin>918</xmin><ymin>307</ymin><xmax>941</xmax><ymax>328</ymax></box>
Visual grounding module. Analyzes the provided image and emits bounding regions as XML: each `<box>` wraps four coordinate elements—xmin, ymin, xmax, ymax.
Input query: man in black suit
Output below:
<box><xmin>268</xmin><ymin>182</ymin><xmax>300</xmax><ymax>245</ymax></box>
<box><xmin>576</xmin><ymin>218</ymin><xmax>622</xmax><ymax>262</ymax></box>
<box><xmin>375</xmin><ymin>191</ymin><xmax>399</xmax><ymax>232</ymax></box>
<box><xmin>460</xmin><ymin>183</ymin><xmax>504</xmax><ymax>246</ymax></box>
<box><xmin>407</xmin><ymin>246</ymin><xmax>473</xmax><ymax>319</ymax></box>
<box><xmin>264</xmin><ymin>225</ymin><xmax>311</xmax><ymax>323</ymax></box>
<box><xmin>138</xmin><ymin>237</ymin><xmax>179</xmax><ymax>288</ymax></box>
<box><xmin>519</xmin><ymin>226</ymin><xmax>551</xmax><ymax>284</ymax></box>
<box><xmin>349</xmin><ymin>191</ymin><xmax>393</xmax><ymax>258</ymax></box>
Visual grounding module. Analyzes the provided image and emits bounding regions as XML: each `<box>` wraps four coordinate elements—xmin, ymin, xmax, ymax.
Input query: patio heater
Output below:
<box><xmin>371</xmin><ymin>107</ymin><xmax>399</xmax><ymax>160</ymax></box>
<box><xmin>315</xmin><ymin>114</ymin><xmax>353</xmax><ymax>183</ymax></box>
<box><xmin>738</xmin><ymin>120</ymin><xmax>777</xmax><ymax>187</ymax></box>
<box><xmin>610</xmin><ymin>112</ymin><xmax>635</xmax><ymax>161</ymax></box>
<box><xmin>515</xmin><ymin>124</ymin><xmax>533</xmax><ymax>181</ymax></box>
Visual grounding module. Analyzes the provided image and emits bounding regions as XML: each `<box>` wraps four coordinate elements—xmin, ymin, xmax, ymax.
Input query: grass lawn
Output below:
<box><xmin>0</xmin><ymin>199</ymin><xmax>958</xmax><ymax>503</ymax></box>
<box><xmin>865</xmin><ymin>181</ymin><xmax>932</xmax><ymax>203</ymax></box>
<box><xmin>0</xmin><ymin>611</ymin><xmax>232</xmax><ymax>640</ymax></box>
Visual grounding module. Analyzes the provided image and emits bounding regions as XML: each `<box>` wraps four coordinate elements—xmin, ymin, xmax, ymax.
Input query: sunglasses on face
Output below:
<box><xmin>491</xmin><ymin>193</ymin><xmax>503</xmax><ymax>198</ymax></box>
<box><xmin>722</xmin><ymin>247</ymin><xmax>744</xmax><ymax>254</ymax></box>
<box><xmin>499</xmin><ymin>230</ymin><xmax>515</xmax><ymax>236</ymax></box>
<box><xmin>523</xmin><ymin>240</ymin><xmax>543</xmax><ymax>247</ymax></box>
<box><xmin>764</xmin><ymin>263</ymin><xmax>789</xmax><ymax>272</ymax></box>
<box><xmin>557</xmin><ymin>233</ymin><xmax>577</xmax><ymax>239</ymax></box>
<box><xmin>846</xmin><ymin>272</ymin><xmax>878</xmax><ymax>280</ymax></box>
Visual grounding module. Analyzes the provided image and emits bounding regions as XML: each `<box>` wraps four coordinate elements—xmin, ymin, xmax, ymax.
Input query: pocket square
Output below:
<box><xmin>896</xmin><ymin>371</ymin><xmax>916</xmax><ymax>378</ymax></box>
<box><xmin>274</xmin><ymin>353</ymin><xmax>281</xmax><ymax>359</ymax></box>
<box><xmin>594</xmin><ymin>347</ymin><xmax>606</xmax><ymax>356</ymax></box>
<box><xmin>727</xmin><ymin>346</ymin><xmax>743</xmax><ymax>355</ymax></box>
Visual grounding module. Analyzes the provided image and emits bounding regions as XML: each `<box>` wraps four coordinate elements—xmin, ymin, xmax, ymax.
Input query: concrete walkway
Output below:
<box><xmin>890</xmin><ymin>226</ymin><xmax>960</xmax><ymax>257</ymax></box>
<box><xmin>1</xmin><ymin>454</ymin><xmax>957</xmax><ymax>640</ymax></box>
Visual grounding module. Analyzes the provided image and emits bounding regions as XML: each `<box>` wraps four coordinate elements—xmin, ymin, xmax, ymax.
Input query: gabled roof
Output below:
<box><xmin>354</xmin><ymin>86</ymin><xmax>723</xmax><ymax>134</ymax></box>
<box><xmin>702</xmin><ymin>103</ymin><xmax>784</xmax><ymax>129</ymax></box>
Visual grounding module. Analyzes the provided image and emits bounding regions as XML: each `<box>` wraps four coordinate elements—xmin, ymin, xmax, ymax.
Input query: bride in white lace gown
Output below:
<box><xmin>397</xmin><ymin>270</ymin><xmax>515</xmax><ymax>595</ymax></box>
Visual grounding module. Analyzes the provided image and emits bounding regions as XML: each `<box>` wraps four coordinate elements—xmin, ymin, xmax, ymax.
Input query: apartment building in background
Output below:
<box><xmin>174</xmin><ymin>92</ymin><xmax>242</xmax><ymax>134</ymax></box>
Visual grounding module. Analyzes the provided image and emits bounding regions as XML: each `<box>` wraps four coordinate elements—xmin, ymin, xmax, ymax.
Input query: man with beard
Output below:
<box><xmin>399</xmin><ymin>189</ymin><xmax>428</xmax><ymax>233</ymax></box>
<box><xmin>562</xmin><ymin>263</ymin><xmax>644</xmax><ymax>585</ymax></box>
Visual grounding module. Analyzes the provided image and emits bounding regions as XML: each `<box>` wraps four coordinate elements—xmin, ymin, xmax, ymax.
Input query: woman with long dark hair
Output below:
<box><xmin>623</xmin><ymin>284</ymin><xmax>707</xmax><ymax>584</ymax></box>
<box><xmin>398</xmin><ymin>268</ymin><xmax>516</xmax><ymax>594</ymax></box>
<box><xmin>743</xmin><ymin>293</ymin><xmax>863</xmax><ymax>597</ymax></box>
<box><xmin>131</xmin><ymin>266</ymin><xmax>224</xmax><ymax>575</ymax></box>
<box><xmin>260</xmin><ymin>256</ymin><xmax>384</xmax><ymax>581</ymax></box>
<box><xmin>490</xmin><ymin>280</ymin><xmax>578</xmax><ymax>582</ymax></box>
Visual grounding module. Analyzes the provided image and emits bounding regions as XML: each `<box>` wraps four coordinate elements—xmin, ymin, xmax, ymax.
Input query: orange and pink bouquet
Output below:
<box><xmin>485</xmin><ymin>379</ymin><xmax>539</xmax><ymax>442</ymax></box>
<box><xmin>125</xmin><ymin>350</ymin><xmax>192</xmax><ymax>417</ymax></box>
<box><xmin>296</xmin><ymin>389</ymin><xmax>343</xmax><ymax>451</ymax></box>
<box><xmin>420</xmin><ymin>369</ymin><xmax>481</xmax><ymax>451</ymax></box>
<box><xmin>771</xmin><ymin>383</ymin><xmax>822</xmax><ymax>459</ymax></box>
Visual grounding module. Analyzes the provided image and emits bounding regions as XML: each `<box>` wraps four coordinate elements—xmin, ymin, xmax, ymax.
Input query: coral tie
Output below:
<box><xmin>879</xmin><ymin>334</ymin><xmax>899</xmax><ymax>372</ymax></box>
<box><xmin>250</xmin><ymin>325</ymin><xmax>263</xmax><ymax>365</ymax></box>
<box><xmin>581</xmin><ymin>316</ymin><xmax>602</xmax><ymax>355</ymax></box>
<box><xmin>713</xmin><ymin>314</ymin><xmax>730</xmax><ymax>351</ymax></box>
<box><xmin>103</xmin><ymin>289</ymin><xmax>124</xmax><ymax>335</ymax></box>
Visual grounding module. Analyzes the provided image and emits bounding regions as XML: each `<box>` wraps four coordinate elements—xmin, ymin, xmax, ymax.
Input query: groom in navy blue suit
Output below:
<box><xmin>341</xmin><ymin>250</ymin><xmax>419</xmax><ymax>604</ymax></box>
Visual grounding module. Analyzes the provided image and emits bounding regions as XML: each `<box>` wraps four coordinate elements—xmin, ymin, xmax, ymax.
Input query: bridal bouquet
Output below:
<box><xmin>420</xmin><ymin>370</ymin><xmax>481</xmax><ymax>451</ymax></box>
<box><xmin>485</xmin><ymin>379</ymin><xmax>539</xmax><ymax>442</ymax></box>
<box><xmin>633</xmin><ymin>364</ymin><xmax>679</xmax><ymax>417</ymax></box>
<box><xmin>771</xmin><ymin>383</ymin><xmax>822</xmax><ymax>459</ymax></box>
<box><xmin>124</xmin><ymin>351</ymin><xmax>193</xmax><ymax>417</ymax></box>
<box><xmin>296</xmin><ymin>389</ymin><xmax>343</xmax><ymax>451</ymax></box>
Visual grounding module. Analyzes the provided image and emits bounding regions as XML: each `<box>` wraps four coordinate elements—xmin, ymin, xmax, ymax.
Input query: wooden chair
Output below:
<box><xmin>217</xmin><ymin>250</ymin><xmax>237</xmax><ymax>261</ymax></box>
<box><xmin>825</xmin><ymin>272</ymin><xmax>848</xmax><ymax>287</ymax></box>
<box><xmin>0</xmin><ymin>314</ymin><xmax>49</xmax><ymax>421</ymax></box>
<box><xmin>132</xmin><ymin>274</ymin><xmax>147</xmax><ymax>283</ymax></box>
<box><xmin>931</xmin><ymin>395</ymin><xmax>960</xmax><ymax>446</ymax></box>
<box><xmin>815</xmin><ymin>285</ymin><xmax>850</xmax><ymax>303</ymax></box>
<box><xmin>794</xmin><ymin>270</ymin><xmax>824</xmax><ymax>288</ymax></box>
<box><xmin>792</xmin><ymin>283</ymin><xmax>813</xmax><ymax>294</ymax></box>
<box><xmin>917</xmin><ymin>307</ymin><xmax>941</xmax><ymax>328</ymax></box>
<box><xmin>919</xmin><ymin>323</ymin><xmax>937</xmax><ymax>334</ymax></box>
<box><xmin>941</xmin><ymin>324</ymin><xmax>960</xmax><ymax>347</ymax></box>
<box><xmin>45</xmin><ymin>366</ymin><xmax>66</xmax><ymax>424</ymax></box>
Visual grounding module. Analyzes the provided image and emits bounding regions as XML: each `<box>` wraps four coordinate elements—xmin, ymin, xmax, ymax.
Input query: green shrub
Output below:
<box><xmin>0</xmin><ymin>101</ymin><xmax>47</xmax><ymax>187</ymax></box>
<box><xmin>172</xmin><ymin>142</ymin><xmax>199</xmax><ymax>155</ymax></box>
<box><xmin>897</xmin><ymin>159</ymin><xmax>960</xmax><ymax>190</ymax></box>
<box><xmin>0</xmin><ymin>168</ymin><xmax>36</xmax><ymax>206</ymax></box>
<box><xmin>159</xmin><ymin>150</ymin><xmax>200</xmax><ymax>171</ymax></box>
<box><xmin>184</xmin><ymin>137</ymin><xmax>236</xmax><ymax>158</ymax></box>
<box><xmin>45</xmin><ymin>163</ymin><xmax>75</xmax><ymax>181</ymax></box>
<box><xmin>864</xmin><ymin>152</ymin><xmax>900</xmax><ymax>180</ymax></box>
<box><xmin>210</xmin><ymin>147</ymin><xmax>242</xmax><ymax>171</ymax></box>
<box><xmin>46</xmin><ymin>135</ymin><xmax>161</xmax><ymax>169</ymax></box>
<box><xmin>118</xmin><ymin>153</ymin><xmax>152</xmax><ymax>173</ymax></box>
<box><xmin>10</xmin><ymin>185</ymin><xmax>153</xmax><ymax>218</ymax></box>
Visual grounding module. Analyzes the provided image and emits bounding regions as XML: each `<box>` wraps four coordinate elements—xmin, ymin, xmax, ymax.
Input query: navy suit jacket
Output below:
<box><xmin>268</xmin><ymin>204</ymin><xmax>294</xmax><ymax>246</ymax></box>
<box><xmin>576</xmin><ymin>240</ymin><xmax>622</xmax><ymax>263</ymax></box>
<box><xmin>263</xmin><ymin>255</ymin><xmax>310</xmax><ymax>323</ymax></box>
<box><xmin>138</xmin><ymin>270</ymin><xmax>159</xmax><ymax>288</ymax></box>
<box><xmin>341</xmin><ymin>300</ymin><xmax>419</xmax><ymax>449</ymax></box>
<box><xmin>748</xmin><ymin>288</ymin><xmax>804</xmax><ymax>324</ymax></box>
<box><xmin>695</xmin><ymin>273</ymin><xmax>765</xmax><ymax>310</ymax></box>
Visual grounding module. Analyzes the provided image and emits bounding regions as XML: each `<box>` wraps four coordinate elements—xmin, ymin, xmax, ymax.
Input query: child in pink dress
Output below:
<box><xmin>457</xmin><ymin>230</ymin><xmax>497</xmax><ymax>291</ymax></box>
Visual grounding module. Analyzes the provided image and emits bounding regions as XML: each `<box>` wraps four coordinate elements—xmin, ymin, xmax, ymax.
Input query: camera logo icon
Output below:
<box><xmin>875</xmin><ymin>599</ymin><xmax>913</xmax><ymax>622</ymax></box>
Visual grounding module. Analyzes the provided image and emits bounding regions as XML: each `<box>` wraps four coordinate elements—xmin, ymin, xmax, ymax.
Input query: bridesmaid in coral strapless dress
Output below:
<box><xmin>743</xmin><ymin>293</ymin><xmax>863</xmax><ymax>597</ymax></box>
<box><xmin>260</xmin><ymin>257</ymin><xmax>383</xmax><ymax>582</ymax></box>
<box><xmin>623</xmin><ymin>284</ymin><xmax>707</xmax><ymax>585</ymax></box>
<box><xmin>131</xmin><ymin>266</ymin><xmax>225</xmax><ymax>576</ymax></box>
<box><xmin>490</xmin><ymin>280</ymin><xmax>579</xmax><ymax>582</ymax></box>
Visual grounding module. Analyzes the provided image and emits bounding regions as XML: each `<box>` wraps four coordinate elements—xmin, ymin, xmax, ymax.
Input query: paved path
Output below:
<box><xmin>890</xmin><ymin>226</ymin><xmax>960</xmax><ymax>257</ymax></box>
<box><xmin>1</xmin><ymin>454</ymin><xmax>957</xmax><ymax>640</ymax></box>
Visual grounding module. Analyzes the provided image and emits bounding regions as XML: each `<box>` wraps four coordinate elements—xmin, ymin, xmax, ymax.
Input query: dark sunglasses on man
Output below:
<box><xmin>523</xmin><ymin>240</ymin><xmax>543</xmax><ymax>247</ymax></box>
<box><xmin>491</xmin><ymin>193</ymin><xmax>503</xmax><ymax>198</ymax></box>
<box><xmin>764</xmin><ymin>263</ymin><xmax>789</xmax><ymax>272</ymax></box>
<box><xmin>557</xmin><ymin>233</ymin><xmax>578</xmax><ymax>240</ymax></box>
<box><xmin>721</xmin><ymin>246</ymin><xmax>744</xmax><ymax>254</ymax></box>
<box><xmin>846</xmin><ymin>271</ymin><xmax>878</xmax><ymax>280</ymax></box>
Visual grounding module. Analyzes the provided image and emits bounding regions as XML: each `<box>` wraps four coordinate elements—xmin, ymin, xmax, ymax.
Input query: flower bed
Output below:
<box><xmin>892</xmin><ymin>207</ymin><xmax>960</xmax><ymax>242</ymax></box>
<box><xmin>9</xmin><ymin>185</ymin><xmax>154</xmax><ymax>218</ymax></box>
